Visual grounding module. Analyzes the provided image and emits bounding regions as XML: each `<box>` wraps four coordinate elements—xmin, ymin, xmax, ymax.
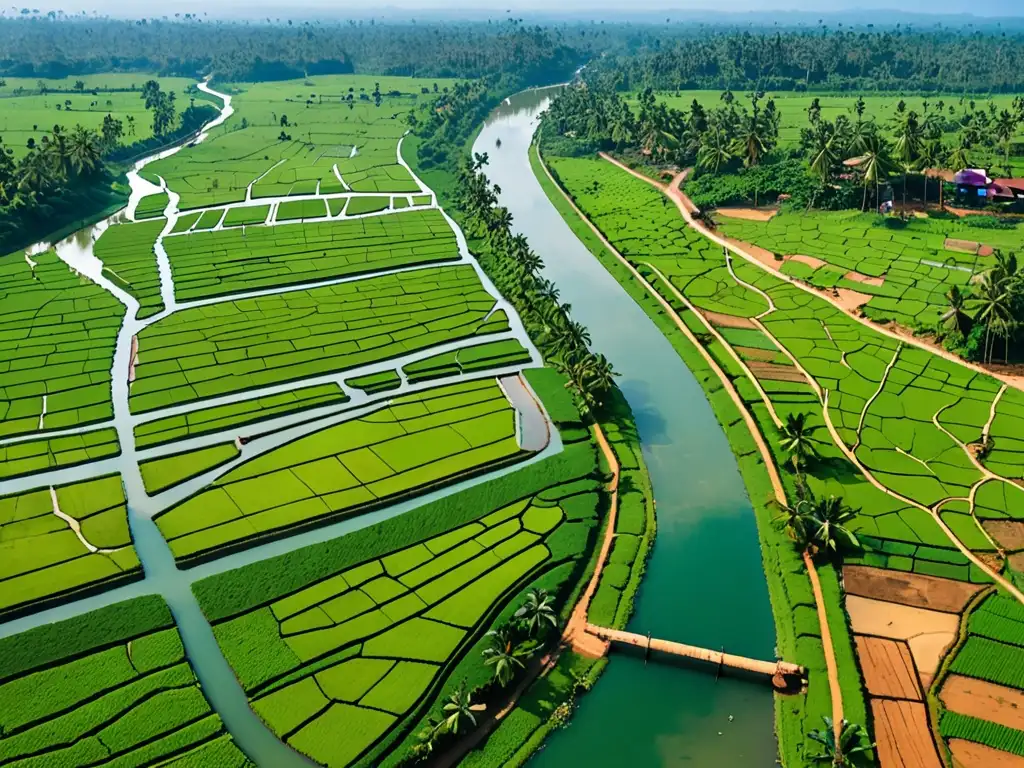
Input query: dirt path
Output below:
<box><xmin>540</xmin><ymin>145</ymin><xmax>843</xmax><ymax>732</ymax></box>
<box><xmin>563</xmin><ymin>422</ymin><xmax>617</xmax><ymax>658</ymax></box>
<box><xmin>598</xmin><ymin>153</ymin><xmax>1024</xmax><ymax>397</ymax></box>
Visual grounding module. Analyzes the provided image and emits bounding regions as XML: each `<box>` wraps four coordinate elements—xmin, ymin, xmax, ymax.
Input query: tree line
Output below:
<box><xmin>0</xmin><ymin>17</ymin><xmax>585</xmax><ymax>84</ymax></box>
<box><xmin>591</xmin><ymin>28</ymin><xmax>1024</xmax><ymax>93</ymax></box>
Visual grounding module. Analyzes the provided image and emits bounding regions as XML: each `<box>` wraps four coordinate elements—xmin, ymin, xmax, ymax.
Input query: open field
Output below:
<box><xmin>129</xmin><ymin>263</ymin><xmax>501</xmax><ymax>413</ymax></box>
<box><xmin>0</xmin><ymin>248</ymin><xmax>123</xmax><ymax>438</ymax></box>
<box><xmin>94</xmin><ymin>218</ymin><xmax>166</xmax><ymax>319</ymax></box>
<box><xmin>139</xmin><ymin>75</ymin><xmax>453</xmax><ymax>210</ymax></box>
<box><xmin>0</xmin><ymin>473</ymin><xmax>139</xmax><ymax>617</ymax></box>
<box><xmin>0</xmin><ymin>595</ymin><xmax>249</xmax><ymax>766</ymax></box>
<box><xmin>163</xmin><ymin>208</ymin><xmax>459</xmax><ymax>300</ymax></box>
<box><xmin>0</xmin><ymin>75</ymin><xmax>198</xmax><ymax>160</ymax></box>
<box><xmin>155</xmin><ymin>379</ymin><xmax>529</xmax><ymax>562</ymax></box>
<box><xmin>717</xmin><ymin>210</ymin><xmax>1024</xmax><ymax>330</ymax></box>
<box><xmin>0</xmin><ymin>427</ymin><xmax>120</xmax><ymax>480</ymax></box>
<box><xmin>192</xmin><ymin>439</ymin><xmax>601</xmax><ymax>768</ymax></box>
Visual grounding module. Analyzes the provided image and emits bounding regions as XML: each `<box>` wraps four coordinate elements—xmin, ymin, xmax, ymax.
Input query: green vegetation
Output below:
<box><xmin>135</xmin><ymin>192</ymin><xmax>169</xmax><ymax>220</ymax></box>
<box><xmin>222</xmin><ymin>205</ymin><xmax>271</xmax><ymax>227</ymax></box>
<box><xmin>0</xmin><ymin>473</ymin><xmax>140</xmax><ymax>617</ymax></box>
<box><xmin>346</xmin><ymin>370</ymin><xmax>401</xmax><ymax>395</ymax></box>
<box><xmin>0</xmin><ymin>248</ymin><xmax>122</xmax><ymax>438</ymax></box>
<box><xmin>156</xmin><ymin>379</ymin><xmax>530</xmax><ymax>562</ymax></box>
<box><xmin>162</xmin><ymin>208</ymin><xmax>459</xmax><ymax>300</ymax></box>
<box><xmin>0</xmin><ymin>595</ymin><xmax>250</xmax><ymax>767</ymax></box>
<box><xmin>140</xmin><ymin>442</ymin><xmax>241</xmax><ymax>495</ymax></box>
<box><xmin>94</xmin><ymin>218</ymin><xmax>165</xmax><ymax>318</ymax></box>
<box><xmin>0</xmin><ymin>427</ymin><xmax>120</xmax><ymax>480</ymax></box>
<box><xmin>193</xmin><ymin>434</ymin><xmax>601</xmax><ymax>767</ymax></box>
<box><xmin>130</xmin><ymin>263</ymin><xmax>501</xmax><ymax>413</ymax></box>
<box><xmin>403</xmin><ymin>339</ymin><xmax>531</xmax><ymax>383</ymax></box>
<box><xmin>347</xmin><ymin>196</ymin><xmax>391</xmax><ymax>216</ymax></box>
<box><xmin>276</xmin><ymin>198</ymin><xmax>327</xmax><ymax>222</ymax></box>
<box><xmin>134</xmin><ymin>383</ymin><xmax>349</xmax><ymax>450</ymax></box>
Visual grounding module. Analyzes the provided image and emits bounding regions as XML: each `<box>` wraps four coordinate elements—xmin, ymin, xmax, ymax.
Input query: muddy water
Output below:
<box><xmin>473</xmin><ymin>88</ymin><xmax>779</xmax><ymax>767</ymax></box>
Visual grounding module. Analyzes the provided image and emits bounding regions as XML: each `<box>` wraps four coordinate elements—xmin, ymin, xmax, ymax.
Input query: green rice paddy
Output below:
<box><xmin>140</xmin><ymin>442</ymin><xmax>241</xmax><ymax>495</ymax></box>
<box><xmin>346</xmin><ymin>196</ymin><xmax>391</xmax><ymax>216</ymax></box>
<box><xmin>0</xmin><ymin>473</ymin><xmax>139</xmax><ymax>617</ymax></box>
<box><xmin>163</xmin><ymin>209</ymin><xmax>459</xmax><ymax>300</ymax></box>
<box><xmin>129</xmin><ymin>264</ymin><xmax>501</xmax><ymax>413</ymax></box>
<box><xmin>134</xmin><ymin>383</ymin><xmax>349</xmax><ymax>450</ymax></box>
<box><xmin>155</xmin><ymin>379</ymin><xmax>528</xmax><ymax>562</ymax></box>
<box><xmin>0</xmin><ymin>596</ymin><xmax>249</xmax><ymax>765</ymax></box>
<box><xmin>276</xmin><ymin>199</ymin><xmax>327</xmax><ymax>222</ymax></box>
<box><xmin>192</xmin><ymin>439</ymin><xmax>601</xmax><ymax>767</ymax></box>
<box><xmin>0</xmin><ymin>248</ymin><xmax>123</xmax><ymax>438</ymax></box>
<box><xmin>95</xmin><ymin>218</ymin><xmax>166</xmax><ymax>318</ymax></box>
<box><xmin>0</xmin><ymin>427</ymin><xmax>120</xmax><ymax>480</ymax></box>
<box><xmin>135</xmin><ymin>192</ymin><xmax>169</xmax><ymax>220</ymax></box>
<box><xmin>222</xmin><ymin>205</ymin><xmax>272</xmax><ymax>227</ymax></box>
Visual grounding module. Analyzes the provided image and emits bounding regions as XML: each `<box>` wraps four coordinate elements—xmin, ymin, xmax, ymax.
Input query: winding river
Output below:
<box><xmin>474</xmin><ymin>88</ymin><xmax>779</xmax><ymax>766</ymax></box>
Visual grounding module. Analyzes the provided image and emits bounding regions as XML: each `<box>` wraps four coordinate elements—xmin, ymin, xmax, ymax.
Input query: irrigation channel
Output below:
<box><xmin>474</xmin><ymin>88</ymin><xmax>779</xmax><ymax>766</ymax></box>
<box><xmin>0</xmin><ymin>81</ymin><xmax>560</xmax><ymax>767</ymax></box>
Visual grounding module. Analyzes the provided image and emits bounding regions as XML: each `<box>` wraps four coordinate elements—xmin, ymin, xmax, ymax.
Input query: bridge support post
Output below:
<box><xmin>644</xmin><ymin>632</ymin><xmax>652</xmax><ymax>666</ymax></box>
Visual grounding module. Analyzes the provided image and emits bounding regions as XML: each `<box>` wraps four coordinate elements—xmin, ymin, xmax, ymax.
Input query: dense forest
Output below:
<box><xmin>5</xmin><ymin>17</ymin><xmax>1024</xmax><ymax>93</ymax></box>
<box><xmin>0</xmin><ymin>18</ymin><xmax>586</xmax><ymax>83</ymax></box>
<box><xmin>590</xmin><ymin>29</ymin><xmax>1024</xmax><ymax>93</ymax></box>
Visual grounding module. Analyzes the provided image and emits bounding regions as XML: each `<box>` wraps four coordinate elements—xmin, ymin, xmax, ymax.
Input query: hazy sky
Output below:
<box><xmin>6</xmin><ymin>0</ymin><xmax>1021</xmax><ymax>20</ymax></box>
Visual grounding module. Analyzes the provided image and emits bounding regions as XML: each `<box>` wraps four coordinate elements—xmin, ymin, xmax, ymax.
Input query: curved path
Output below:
<box><xmin>540</xmin><ymin>146</ymin><xmax>845</xmax><ymax>735</ymax></box>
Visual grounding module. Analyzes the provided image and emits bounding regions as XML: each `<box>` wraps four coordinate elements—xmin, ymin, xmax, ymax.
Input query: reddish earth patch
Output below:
<box><xmin>844</xmin><ymin>565</ymin><xmax>984</xmax><ymax>613</ymax></box>
<box><xmin>941</xmin><ymin>674</ymin><xmax>1024</xmax><ymax>732</ymax></box>
<box><xmin>785</xmin><ymin>253</ymin><xmax>827</xmax><ymax>269</ymax></box>
<box><xmin>872</xmin><ymin>698</ymin><xmax>943</xmax><ymax>768</ymax></box>
<box><xmin>946</xmin><ymin>238</ymin><xmax>981</xmax><ymax>255</ymax></box>
<box><xmin>844</xmin><ymin>270</ymin><xmax>886</xmax><ymax>287</ymax></box>
<box><xmin>722</xmin><ymin>235</ymin><xmax>778</xmax><ymax>269</ymax></box>
<box><xmin>846</xmin><ymin>595</ymin><xmax>959</xmax><ymax>689</ymax></box>
<box><xmin>703</xmin><ymin>310</ymin><xmax>757</xmax><ymax>329</ymax></box>
<box><xmin>835</xmin><ymin>287</ymin><xmax>874</xmax><ymax>313</ymax></box>
<box><xmin>855</xmin><ymin>636</ymin><xmax>922</xmax><ymax>700</ymax></box>
<box><xmin>748</xmin><ymin>360</ymin><xmax>806</xmax><ymax>383</ymax></box>
<box><xmin>979</xmin><ymin>245</ymin><xmax>996</xmax><ymax>258</ymax></box>
<box><xmin>949</xmin><ymin>738</ymin><xmax>1024</xmax><ymax>768</ymax></box>
<box><xmin>735</xmin><ymin>346</ymin><xmax>779</xmax><ymax>361</ymax></box>
<box><xmin>714</xmin><ymin>206</ymin><xmax>779</xmax><ymax>222</ymax></box>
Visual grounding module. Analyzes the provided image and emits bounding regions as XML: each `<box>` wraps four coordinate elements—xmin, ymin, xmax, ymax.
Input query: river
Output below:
<box><xmin>473</xmin><ymin>88</ymin><xmax>779</xmax><ymax>767</ymax></box>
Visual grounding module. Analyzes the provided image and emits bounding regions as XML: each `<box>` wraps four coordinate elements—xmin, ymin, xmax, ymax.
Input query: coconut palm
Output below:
<box><xmin>731</xmin><ymin>113</ymin><xmax>768</xmax><ymax>168</ymax></box>
<box><xmin>409</xmin><ymin>720</ymin><xmax>443</xmax><ymax>761</ymax></box>
<box><xmin>948</xmin><ymin>133</ymin><xmax>972</xmax><ymax>173</ymax></box>
<box><xmin>514</xmin><ymin>588</ymin><xmax>557</xmax><ymax>638</ymax></box>
<box><xmin>891</xmin><ymin>111</ymin><xmax>922</xmax><ymax>213</ymax></box>
<box><xmin>779</xmin><ymin>412</ymin><xmax>819</xmax><ymax>473</ymax></box>
<box><xmin>67</xmin><ymin>126</ymin><xmax>102</xmax><ymax>176</ymax></box>
<box><xmin>772</xmin><ymin>495</ymin><xmax>814</xmax><ymax>545</ymax></box>
<box><xmin>442</xmin><ymin>684</ymin><xmax>483</xmax><ymax>735</ymax></box>
<box><xmin>697</xmin><ymin>126</ymin><xmax>734</xmax><ymax>173</ymax></box>
<box><xmin>482</xmin><ymin>626</ymin><xmax>526</xmax><ymax>687</ymax></box>
<box><xmin>976</xmin><ymin>274</ymin><xmax>1014</xmax><ymax>364</ymax></box>
<box><xmin>995</xmin><ymin>109</ymin><xmax>1019</xmax><ymax>176</ymax></box>
<box><xmin>808</xmin><ymin>717</ymin><xmax>874</xmax><ymax>767</ymax></box>
<box><xmin>938</xmin><ymin>284</ymin><xmax>973</xmax><ymax>342</ymax></box>
<box><xmin>852</xmin><ymin>135</ymin><xmax>895</xmax><ymax>212</ymax></box>
<box><xmin>806</xmin><ymin>495</ymin><xmax>860</xmax><ymax>555</ymax></box>
<box><xmin>917</xmin><ymin>138</ymin><xmax>946</xmax><ymax>206</ymax></box>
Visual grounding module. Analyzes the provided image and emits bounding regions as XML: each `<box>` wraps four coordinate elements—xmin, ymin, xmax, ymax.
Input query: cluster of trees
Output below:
<box><xmin>593</xmin><ymin>28</ymin><xmax>1024</xmax><ymax>93</ymax></box>
<box><xmin>456</xmin><ymin>152</ymin><xmax>616</xmax><ymax>411</ymax></box>
<box><xmin>140</xmin><ymin>80</ymin><xmax>177</xmax><ymax>136</ymax></box>
<box><xmin>544</xmin><ymin>83</ymin><xmax>782</xmax><ymax>171</ymax></box>
<box><xmin>407</xmin><ymin>588</ymin><xmax>559</xmax><ymax>761</ymax></box>
<box><xmin>939</xmin><ymin>250</ymin><xmax>1024</xmax><ymax>364</ymax></box>
<box><xmin>0</xmin><ymin>17</ymin><xmax>584</xmax><ymax>84</ymax></box>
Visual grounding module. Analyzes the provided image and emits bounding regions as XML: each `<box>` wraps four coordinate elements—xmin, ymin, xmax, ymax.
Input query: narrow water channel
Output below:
<box><xmin>473</xmin><ymin>88</ymin><xmax>779</xmax><ymax>767</ymax></box>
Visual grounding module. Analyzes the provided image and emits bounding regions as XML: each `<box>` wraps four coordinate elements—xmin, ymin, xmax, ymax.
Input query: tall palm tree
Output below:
<box><xmin>773</xmin><ymin>495</ymin><xmax>814</xmax><ymax>545</ymax></box>
<box><xmin>697</xmin><ymin>127</ymin><xmax>734</xmax><ymax>173</ymax></box>
<box><xmin>995</xmin><ymin>109</ymin><xmax>1019</xmax><ymax>176</ymax></box>
<box><xmin>976</xmin><ymin>274</ymin><xmax>1013</xmax><ymax>364</ymax></box>
<box><xmin>808</xmin><ymin>717</ymin><xmax>874</xmax><ymax>767</ymax></box>
<box><xmin>482</xmin><ymin>626</ymin><xmax>526</xmax><ymax>687</ymax></box>
<box><xmin>853</xmin><ymin>136</ymin><xmax>895</xmax><ymax>212</ymax></box>
<box><xmin>731</xmin><ymin>113</ymin><xmax>768</xmax><ymax>168</ymax></box>
<box><xmin>67</xmin><ymin>126</ymin><xmax>102</xmax><ymax>176</ymax></box>
<box><xmin>891</xmin><ymin>111</ymin><xmax>922</xmax><ymax>214</ymax></box>
<box><xmin>779</xmin><ymin>412</ymin><xmax>819</xmax><ymax>474</ymax></box>
<box><xmin>938</xmin><ymin>284</ymin><xmax>973</xmax><ymax>342</ymax></box>
<box><xmin>514</xmin><ymin>588</ymin><xmax>557</xmax><ymax>638</ymax></box>
<box><xmin>948</xmin><ymin>133</ymin><xmax>972</xmax><ymax>173</ymax></box>
<box><xmin>917</xmin><ymin>138</ymin><xmax>946</xmax><ymax>206</ymax></box>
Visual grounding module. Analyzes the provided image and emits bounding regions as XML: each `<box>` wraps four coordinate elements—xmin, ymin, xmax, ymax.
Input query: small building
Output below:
<box><xmin>953</xmin><ymin>169</ymin><xmax>1024</xmax><ymax>209</ymax></box>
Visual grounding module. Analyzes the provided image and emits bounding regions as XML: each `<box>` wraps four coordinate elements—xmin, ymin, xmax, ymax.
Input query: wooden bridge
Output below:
<box><xmin>585</xmin><ymin>624</ymin><xmax>805</xmax><ymax>690</ymax></box>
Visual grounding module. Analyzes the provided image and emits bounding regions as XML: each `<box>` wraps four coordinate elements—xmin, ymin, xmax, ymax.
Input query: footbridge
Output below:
<box><xmin>584</xmin><ymin>624</ymin><xmax>805</xmax><ymax>690</ymax></box>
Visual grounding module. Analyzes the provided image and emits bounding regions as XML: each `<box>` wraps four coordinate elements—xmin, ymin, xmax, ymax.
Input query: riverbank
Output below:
<box><xmin>530</xmin><ymin>134</ymin><xmax>864</xmax><ymax>765</ymax></box>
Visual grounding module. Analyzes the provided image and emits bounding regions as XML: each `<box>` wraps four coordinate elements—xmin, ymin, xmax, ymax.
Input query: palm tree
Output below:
<box><xmin>67</xmin><ymin>126</ymin><xmax>102</xmax><ymax>176</ymax></box>
<box><xmin>976</xmin><ymin>274</ymin><xmax>1013</xmax><ymax>364</ymax></box>
<box><xmin>514</xmin><ymin>588</ymin><xmax>557</xmax><ymax>638</ymax></box>
<box><xmin>938</xmin><ymin>285</ymin><xmax>973</xmax><ymax>343</ymax></box>
<box><xmin>773</xmin><ymin>495</ymin><xmax>814</xmax><ymax>545</ymax></box>
<box><xmin>806</xmin><ymin>123</ymin><xmax>839</xmax><ymax>211</ymax></box>
<box><xmin>409</xmin><ymin>720</ymin><xmax>443</xmax><ymax>761</ymax></box>
<box><xmin>442</xmin><ymin>684</ymin><xmax>483</xmax><ymax>735</ymax></box>
<box><xmin>917</xmin><ymin>138</ymin><xmax>946</xmax><ymax>206</ymax></box>
<box><xmin>852</xmin><ymin>136</ymin><xmax>895</xmax><ymax>212</ymax></box>
<box><xmin>779</xmin><ymin>412</ymin><xmax>819</xmax><ymax>474</ymax></box>
<box><xmin>808</xmin><ymin>717</ymin><xmax>874</xmax><ymax>767</ymax></box>
<box><xmin>697</xmin><ymin>127</ymin><xmax>734</xmax><ymax>173</ymax></box>
<box><xmin>891</xmin><ymin>111</ymin><xmax>922</xmax><ymax>214</ymax></box>
<box><xmin>806</xmin><ymin>495</ymin><xmax>860</xmax><ymax>555</ymax></box>
<box><xmin>731</xmin><ymin>113</ymin><xmax>768</xmax><ymax>168</ymax></box>
<box><xmin>995</xmin><ymin>109</ymin><xmax>1019</xmax><ymax>176</ymax></box>
<box><xmin>948</xmin><ymin>133</ymin><xmax>972</xmax><ymax>173</ymax></box>
<box><xmin>482</xmin><ymin>626</ymin><xmax>526</xmax><ymax>687</ymax></box>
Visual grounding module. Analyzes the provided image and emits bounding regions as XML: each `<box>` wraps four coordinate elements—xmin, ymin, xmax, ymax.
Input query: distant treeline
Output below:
<box><xmin>0</xmin><ymin>18</ymin><xmax>584</xmax><ymax>84</ymax></box>
<box><xmin>592</xmin><ymin>30</ymin><xmax>1024</xmax><ymax>93</ymax></box>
